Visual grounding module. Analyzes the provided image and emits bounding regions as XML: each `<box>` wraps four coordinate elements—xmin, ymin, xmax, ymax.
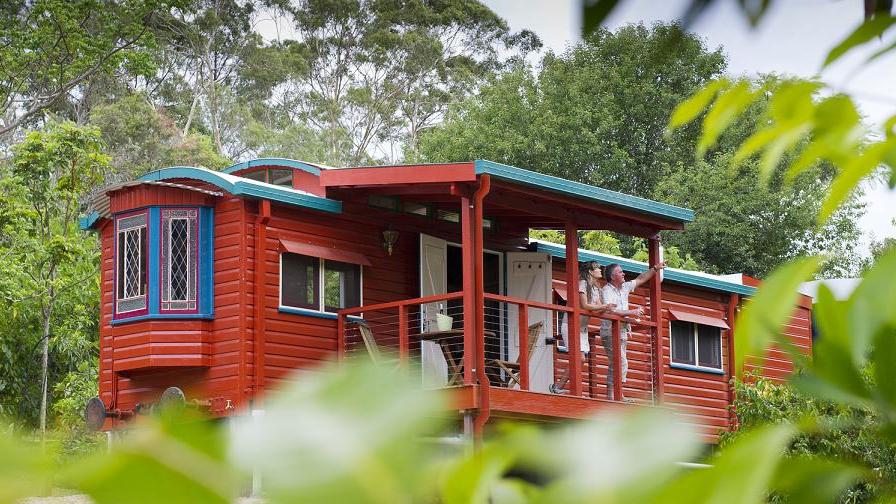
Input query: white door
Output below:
<box><xmin>506</xmin><ymin>252</ymin><xmax>553</xmax><ymax>393</ymax></box>
<box><xmin>420</xmin><ymin>233</ymin><xmax>448</xmax><ymax>387</ymax></box>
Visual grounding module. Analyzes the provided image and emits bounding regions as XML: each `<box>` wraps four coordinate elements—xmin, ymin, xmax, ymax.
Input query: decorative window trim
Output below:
<box><xmin>279</xmin><ymin>252</ymin><xmax>363</xmax><ymax>316</ymax></box>
<box><xmin>114</xmin><ymin>210</ymin><xmax>149</xmax><ymax>319</ymax></box>
<box><xmin>160</xmin><ymin>208</ymin><xmax>199</xmax><ymax>314</ymax></box>
<box><xmin>669</xmin><ymin>320</ymin><xmax>724</xmax><ymax>373</ymax></box>
<box><xmin>111</xmin><ymin>205</ymin><xmax>214</xmax><ymax>324</ymax></box>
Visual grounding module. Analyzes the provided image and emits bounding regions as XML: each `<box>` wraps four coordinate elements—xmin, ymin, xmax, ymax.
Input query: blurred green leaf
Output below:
<box><xmin>0</xmin><ymin>432</ymin><xmax>51</xmax><ymax>503</ymax></box>
<box><xmin>698</xmin><ymin>80</ymin><xmax>758</xmax><ymax>157</ymax></box>
<box><xmin>820</xmin><ymin>140</ymin><xmax>896</xmax><ymax>223</ymax></box>
<box><xmin>230</xmin><ymin>360</ymin><xmax>447</xmax><ymax>503</ymax></box>
<box><xmin>792</xmin><ymin>285</ymin><xmax>870</xmax><ymax>407</ymax></box>
<box><xmin>581</xmin><ymin>0</ymin><xmax>621</xmax><ymax>36</ymax></box>
<box><xmin>873</xmin><ymin>327</ymin><xmax>896</xmax><ymax>415</ymax></box>
<box><xmin>66</xmin><ymin>412</ymin><xmax>236</xmax><ymax>504</ymax></box>
<box><xmin>532</xmin><ymin>408</ymin><xmax>701</xmax><ymax>503</ymax></box>
<box><xmin>439</xmin><ymin>435</ymin><xmax>520</xmax><ymax>504</ymax></box>
<box><xmin>768</xmin><ymin>81</ymin><xmax>820</xmax><ymax>122</ymax></box>
<box><xmin>823</xmin><ymin>15</ymin><xmax>896</xmax><ymax>68</ymax></box>
<box><xmin>658</xmin><ymin>423</ymin><xmax>796</xmax><ymax>503</ymax></box>
<box><xmin>735</xmin><ymin>257</ymin><xmax>821</xmax><ymax>375</ymax></box>
<box><xmin>732</xmin><ymin>126</ymin><xmax>780</xmax><ymax>168</ymax></box>
<box><xmin>734</xmin><ymin>257</ymin><xmax>821</xmax><ymax>375</ymax></box>
<box><xmin>758</xmin><ymin>124</ymin><xmax>811</xmax><ymax>184</ymax></box>
<box><xmin>848</xmin><ymin>247</ymin><xmax>896</xmax><ymax>363</ymax></box>
<box><xmin>770</xmin><ymin>456</ymin><xmax>867</xmax><ymax>503</ymax></box>
<box><xmin>668</xmin><ymin>78</ymin><xmax>730</xmax><ymax>130</ymax></box>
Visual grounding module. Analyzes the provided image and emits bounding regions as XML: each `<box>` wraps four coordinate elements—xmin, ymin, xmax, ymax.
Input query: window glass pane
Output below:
<box><xmin>670</xmin><ymin>321</ymin><xmax>695</xmax><ymax>365</ymax></box>
<box><xmin>323</xmin><ymin>260</ymin><xmax>360</xmax><ymax>312</ymax></box>
<box><xmin>161</xmin><ymin>209</ymin><xmax>198</xmax><ymax>311</ymax></box>
<box><xmin>243</xmin><ymin>170</ymin><xmax>267</xmax><ymax>182</ymax></box>
<box><xmin>269</xmin><ymin>169</ymin><xmax>293</xmax><ymax>187</ymax></box>
<box><xmin>402</xmin><ymin>201</ymin><xmax>429</xmax><ymax>216</ymax></box>
<box><xmin>697</xmin><ymin>325</ymin><xmax>722</xmax><ymax>369</ymax></box>
<box><xmin>115</xmin><ymin>212</ymin><xmax>147</xmax><ymax>314</ymax></box>
<box><xmin>436</xmin><ymin>209</ymin><xmax>459</xmax><ymax>223</ymax></box>
<box><xmin>368</xmin><ymin>195</ymin><xmax>399</xmax><ymax>211</ymax></box>
<box><xmin>282</xmin><ymin>253</ymin><xmax>319</xmax><ymax>309</ymax></box>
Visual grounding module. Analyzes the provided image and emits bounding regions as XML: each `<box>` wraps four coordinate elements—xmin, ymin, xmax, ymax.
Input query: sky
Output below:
<box><xmin>482</xmin><ymin>0</ymin><xmax>896</xmax><ymax>253</ymax></box>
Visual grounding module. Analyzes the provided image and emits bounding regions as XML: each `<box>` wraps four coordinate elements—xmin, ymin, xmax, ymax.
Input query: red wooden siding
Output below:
<box><xmin>549</xmin><ymin>259</ymin><xmax>813</xmax><ymax>441</ymax></box>
<box><xmin>99</xmin><ymin>188</ymin><xmax>247</xmax><ymax>427</ymax></box>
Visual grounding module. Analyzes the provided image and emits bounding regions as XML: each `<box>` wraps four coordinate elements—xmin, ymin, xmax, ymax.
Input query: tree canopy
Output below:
<box><xmin>417</xmin><ymin>23</ymin><xmax>866</xmax><ymax>277</ymax></box>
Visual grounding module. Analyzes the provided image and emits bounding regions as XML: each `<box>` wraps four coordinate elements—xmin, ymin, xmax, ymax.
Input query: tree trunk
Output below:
<box><xmin>39</xmin><ymin>303</ymin><xmax>51</xmax><ymax>439</ymax></box>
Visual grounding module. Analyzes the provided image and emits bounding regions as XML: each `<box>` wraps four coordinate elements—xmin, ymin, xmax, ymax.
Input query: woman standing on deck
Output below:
<box><xmin>550</xmin><ymin>261</ymin><xmax>615</xmax><ymax>394</ymax></box>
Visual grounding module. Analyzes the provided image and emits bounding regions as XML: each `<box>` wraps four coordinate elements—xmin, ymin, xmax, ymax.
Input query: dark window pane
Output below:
<box><xmin>323</xmin><ymin>260</ymin><xmax>360</xmax><ymax>312</ymax></box>
<box><xmin>139</xmin><ymin>227</ymin><xmax>147</xmax><ymax>297</ymax></box>
<box><xmin>282</xmin><ymin>253</ymin><xmax>319</xmax><ymax>309</ymax></box>
<box><xmin>269</xmin><ymin>169</ymin><xmax>293</xmax><ymax>187</ymax></box>
<box><xmin>402</xmin><ymin>201</ymin><xmax>429</xmax><ymax>216</ymax></box>
<box><xmin>243</xmin><ymin>170</ymin><xmax>266</xmax><ymax>182</ymax></box>
<box><xmin>170</xmin><ymin>219</ymin><xmax>189</xmax><ymax>301</ymax></box>
<box><xmin>368</xmin><ymin>195</ymin><xmax>399</xmax><ymax>210</ymax></box>
<box><xmin>697</xmin><ymin>325</ymin><xmax>722</xmax><ymax>369</ymax></box>
<box><xmin>671</xmin><ymin>321</ymin><xmax>695</xmax><ymax>365</ymax></box>
<box><xmin>117</xmin><ymin>232</ymin><xmax>125</xmax><ymax>300</ymax></box>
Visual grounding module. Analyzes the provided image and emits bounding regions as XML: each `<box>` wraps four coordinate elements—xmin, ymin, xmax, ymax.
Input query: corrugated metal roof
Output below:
<box><xmin>531</xmin><ymin>239</ymin><xmax>756</xmax><ymax>296</ymax></box>
<box><xmin>475</xmin><ymin>160</ymin><xmax>694</xmax><ymax>224</ymax></box>
<box><xmin>81</xmin><ymin>180</ymin><xmax>225</xmax><ymax>229</ymax></box>
<box><xmin>139</xmin><ymin>166</ymin><xmax>342</xmax><ymax>213</ymax></box>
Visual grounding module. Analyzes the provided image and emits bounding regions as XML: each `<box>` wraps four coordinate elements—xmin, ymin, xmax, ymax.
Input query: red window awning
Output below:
<box><xmin>279</xmin><ymin>239</ymin><xmax>372</xmax><ymax>266</ymax></box>
<box><xmin>552</xmin><ymin>279</ymin><xmax>568</xmax><ymax>302</ymax></box>
<box><xmin>668</xmin><ymin>309</ymin><xmax>729</xmax><ymax>330</ymax></box>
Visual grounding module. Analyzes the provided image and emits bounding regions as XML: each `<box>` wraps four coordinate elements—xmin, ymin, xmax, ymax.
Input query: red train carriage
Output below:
<box><xmin>81</xmin><ymin>158</ymin><xmax>812</xmax><ymax>442</ymax></box>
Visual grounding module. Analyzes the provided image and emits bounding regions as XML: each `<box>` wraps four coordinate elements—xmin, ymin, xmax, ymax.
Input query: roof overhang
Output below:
<box><xmin>532</xmin><ymin>240</ymin><xmax>756</xmax><ymax>296</ymax></box>
<box><xmin>140</xmin><ymin>166</ymin><xmax>342</xmax><ymax>214</ymax></box>
<box><xmin>223</xmin><ymin>158</ymin><xmax>333</xmax><ymax>176</ymax></box>
<box><xmin>318</xmin><ymin>160</ymin><xmax>692</xmax><ymax>235</ymax></box>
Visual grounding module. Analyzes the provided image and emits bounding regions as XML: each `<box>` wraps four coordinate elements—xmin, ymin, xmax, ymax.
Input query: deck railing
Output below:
<box><xmin>337</xmin><ymin>293</ymin><xmax>658</xmax><ymax>402</ymax></box>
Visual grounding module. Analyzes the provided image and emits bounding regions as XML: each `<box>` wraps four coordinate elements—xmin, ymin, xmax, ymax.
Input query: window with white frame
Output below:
<box><xmin>161</xmin><ymin>208</ymin><xmax>198</xmax><ymax>312</ymax></box>
<box><xmin>670</xmin><ymin>320</ymin><xmax>722</xmax><ymax>370</ymax></box>
<box><xmin>115</xmin><ymin>212</ymin><xmax>148</xmax><ymax>315</ymax></box>
<box><xmin>280</xmin><ymin>253</ymin><xmax>361</xmax><ymax>313</ymax></box>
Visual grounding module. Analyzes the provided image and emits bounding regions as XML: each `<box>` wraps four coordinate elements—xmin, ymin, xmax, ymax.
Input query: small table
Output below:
<box><xmin>419</xmin><ymin>329</ymin><xmax>465</xmax><ymax>386</ymax></box>
<box><xmin>418</xmin><ymin>329</ymin><xmax>495</xmax><ymax>386</ymax></box>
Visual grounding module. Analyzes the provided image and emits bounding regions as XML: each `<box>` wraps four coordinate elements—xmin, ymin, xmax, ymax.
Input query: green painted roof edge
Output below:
<box><xmin>80</xmin><ymin>211</ymin><xmax>101</xmax><ymax>230</ymax></box>
<box><xmin>474</xmin><ymin>159</ymin><xmax>694</xmax><ymax>223</ymax></box>
<box><xmin>223</xmin><ymin>158</ymin><xmax>322</xmax><ymax>175</ymax></box>
<box><xmin>533</xmin><ymin>240</ymin><xmax>756</xmax><ymax>296</ymax></box>
<box><xmin>139</xmin><ymin>166</ymin><xmax>342</xmax><ymax>214</ymax></box>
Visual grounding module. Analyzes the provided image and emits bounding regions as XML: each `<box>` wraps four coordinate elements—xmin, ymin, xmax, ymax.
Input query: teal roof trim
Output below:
<box><xmin>223</xmin><ymin>158</ymin><xmax>322</xmax><ymax>176</ymax></box>
<box><xmin>533</xmin><ymin>240</ymin><xmax>756</xmax><ymax>296</ymax></box>
<box><xmin>80</xmin><ymin>211</ymin><xmax>101</xmax><ymax>230</ymax></box>
<box><xmin>140</xmin><ymin>166</ymin><xmax>342</xmax><ymax>214</ymax></box>
<box><xmin>474</xmin><ymin>160</ymin><xmax>694</xmax><ymax>223</ymax></box>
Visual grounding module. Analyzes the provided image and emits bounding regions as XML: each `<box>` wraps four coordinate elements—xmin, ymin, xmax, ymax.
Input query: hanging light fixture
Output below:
<box><xmin>382</xmin><ymin>229</ymin><xmax>399</xmax><ymax>256</ymax></box>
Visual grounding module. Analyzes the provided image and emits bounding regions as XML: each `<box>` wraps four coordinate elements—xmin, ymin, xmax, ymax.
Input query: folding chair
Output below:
<box><xmin>491</xmin><ymin>321</ymin><xmax>544</xmax><ymax>388</ymax></box>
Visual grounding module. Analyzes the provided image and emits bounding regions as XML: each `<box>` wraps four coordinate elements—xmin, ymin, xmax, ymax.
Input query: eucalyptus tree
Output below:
<box><xmin>0</xmin><ymin>0</ymin><xmax>179</xmax><ymax>140</ymax></box>
<box><xmin>4</xmin><ymin>122</ymin><xmax>109</xmax><ymax>436</ymax></box>
<box><xmin>277</xmin><ymin>0</ymin><xmax>540</xmax><ymax>165</ymax></box>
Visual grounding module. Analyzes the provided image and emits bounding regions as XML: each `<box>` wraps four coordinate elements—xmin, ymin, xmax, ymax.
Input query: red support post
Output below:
<box><xmin>648</xmin><ymin>236</ymin><xmax>664</xmax><ymax>403</ymax></box>
<box><xmin>253</xmin><ymin>199</ymin><xmax>271</xmax><ymax>405</ymax></box>
<box><xmin>461</xmin><ymin>195</ymin><xmax>475</xmax><ymax>385</ymax></box>
<box><xmin>727</xmin><ymin>294</ymin><xmax>740</xmax><ymax>429</ymax></box>
<box><xmin>399</xmin><ymin>304</ymin><xmax>409</xmax><ymax>370</ymax></box>
<box><xmin>612</xmin><ymin>319</ymin><xmax>622</xmax><ymax>401</ymax></box>
<box><xmin>336</xmin><ymin>314</ymin><xmax>345</xmax><ymax>363</ymax></box>
<box><xmin>473</xmin><ymin>175</ymin><xmax>492</xmax><ymax>441</ymax></box>
<box><xmin>565</xmin><ymin>222</ymin><xmax>582</xmax><ymax>397</ymax></box>
<box><xmin>518</xmin><ymin>305</ymin><xmax>530</xmax><ymax>391</ymax></box>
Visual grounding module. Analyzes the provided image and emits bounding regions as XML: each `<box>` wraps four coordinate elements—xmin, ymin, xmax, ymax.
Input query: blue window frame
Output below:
<box><xmin>113</xmin><ymin>206</ymin><xmax>214</xmax><ymax>323</ymax></box>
